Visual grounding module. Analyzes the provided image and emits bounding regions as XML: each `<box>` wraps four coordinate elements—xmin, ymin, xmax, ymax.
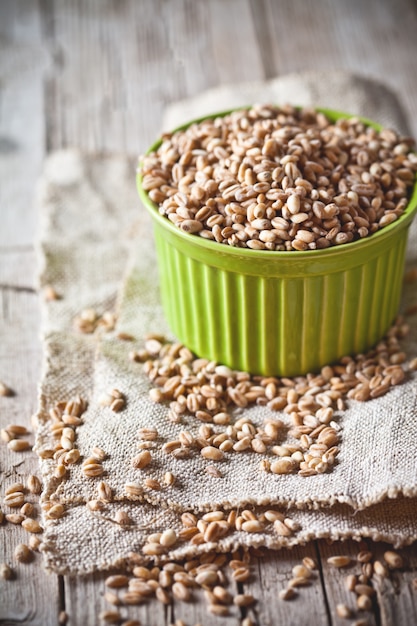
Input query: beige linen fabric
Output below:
<box><xmin>162</xmin><ymin>70</ymin><xmax>411</xmax><ymax>134</ymax></box>
<box><xmin>36</xmin><ymin>72</ymin><xmax>417</xmax><ymax>575</ymax></box>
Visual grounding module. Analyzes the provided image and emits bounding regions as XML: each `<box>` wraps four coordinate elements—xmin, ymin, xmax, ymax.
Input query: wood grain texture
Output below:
<box><xmin>0</xmin><ymin>0</ymin><xmax>48</xmax><ymax>249</ymax></box>
<box><xmin>0</xmin><ymin>250</ymin><xmax>38</xmax><ymax>291</ymax></box>
<box><xmin>372</xmin><ymin>542</ymin><xmax>417</xmax><ymax>626</ymax></box>
<box><xmin>42</xmin><ymin>0</ymin><xmax>224</xmax><ymax>153</ymax></box>
<box><xmin>1</xmin><ymin>0</ymin><xmax>417</xmax><ymax>624</ymax></box>
<box><xmin>0</xmin><ymin>527</ymin><xmax>61</xmax><ymax>626</ymax></box>
<box><xmin>64</xmin><ymin>572</ymin><xmax>166</xmax><ymax>626</ymax></box>
<box><xmin>0</xmin><ymin>289</ymin><xmax>58</xmax><ymax>626</ymax></box>
<box><xmin>318</xmin><ymin>539</ymin><xmax>378</xmax><ymax>626</ymax></box>
<box><xmin>42</xmin><ymin>0</ymin><xmax>265</xmax><ymax>154</ymax></box>
<box><xmin>243</xmin><ymin>545</ymin><xmax>330</xmax><ymax>626</ymax></box>
<box><xmin>249</xmin><ymin>0</ymin><xmax>417</xmax><ymax>137</ymax></box>
<box><xmin>171</xmin><ymin>571</ymin><xmax>240</xmax><ymax>626</ymax></box>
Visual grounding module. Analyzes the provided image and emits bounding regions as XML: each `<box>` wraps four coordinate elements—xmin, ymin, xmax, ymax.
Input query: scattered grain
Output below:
<box><xmin>273</xmin><ymin>519</ymin><xmax>292</xmax><ymax>537</ymax></box>
<box><xmin>125</xmin><ymin>482</ymin><xmax>143</xmax><ymax>498</ymax></box>
<box><xmin>302</xmin><ymin>556</ymin><xmax>317</xmax><ymax>570</ymax></box>
<box><xmin>327</xmin><ymin>555</ymin><xmax>352</xmax><ymax>568</ymax></box>
<box><xmin>279</xmin><ymin>587</ymin><xmax>297</xmax><ymax>600</ymax></box>
<box><xmin>14</xmin><ymin>543</ymin><xmax>33</xmax><ymax>563</ymax></box>
<box><xmin>292</xmin><ymin>564</ymin><xmax>312</xmax><ymax>579</ymax></box>
<box><xmin>142</xmin><ymin>543</ymin><xmax>166</xmax><ymax>556</ymax></box>
<box><xmin>91</xmin><ymin>446</ymin><xmax>107</xmax><ymax>461</ymax></box>
<box><xmin>241</xmin><ymin>520</ymin><xmax>264</xmax><ymax>533</ymax></box>
<box><xmin>336</xmin><ymin>603</ymin><xmax>352</xmax><ymax>618</ymax></box>
<box><xmin>234</xmin><ymin>593</ymin><xmax>256</xmax><ymax>607</ymax></box>
<box><xmin>156</xmin><ymin>586</ymin><xmax>171</xmax><ymax>604</ymax></box>
<box><xmin>345</xmin><ymin>574</ymin><xmax>357</xmax><ymax>591</ymax></box>
<box><xmin>5</xmin><ymin>513</ymin><xmax>24</xmax><ymax>524</ymax></box>
<box><xmin>42</xmin><ymin>286</ymin><xmax>61</xmax><ymax>304</ymax></box>
<box><xmin>209</xmin><ymin>603</ymin><xmax>229</xmax><ymax>616</ymax></box>
<box><xmin>232</xmin><ymin>566</ymin><xmax>250</xmax><ymax>582</ymax></box>
<box><xmin>172</xmin><ymin>581</ymin><xmax>191</xmax><ymax>601</ymax></box>
<box><xmin>131</xmin><ymin>450</ymin><xmax>152</xmax><ymax>469</ymax></box>
<box><xmin>21</xmin><ymin>502</ymin><xmax>35</xmax><ymax>517</ymax></box>
<box><xmin>98</xmin><ymin>481</ymin><xmax>113</xmax><ymax>502</ymax></box>
<box><xmin>54</xmin><ymin>463</ymin><xmax>67</xmax><ymax>479</ymax></box>
<box><xmin>100</xmin><ymin>388</ymin><xmax>126</xmax><ymax>412</ymax></box>
<box><xmin>105</xmin><ymin>574</ymin><xmax>129</xmax><ymax>588</ymax></box>
<box><xmin>99</xmin><ymin>610</ymin><xmax>122</xmax><ymax>624</ymax></box>
<box><xmin>354</xmin><ymin>583</ymin><xmax>375</xmax><ymax>597</ymax></box>
<box><xmin>6</xmin><ymin>425</ymin><xmax>28</xmax><ymax>437</ymax></box>
<box><xmin>160</xmin><ymin>529</ymin><xmax>177</xmax><ymax>548</ymax></box>
<box><xmin>0</xmin><ymin>428</ymin><xmax>12</xmax><ymax>443</ymax></box>
<box><xmin>21</xmin><ymin>518</ymin><xmax>43</xmax><ymax>533</ymax></box>
<box><xmin>7</xmin><ymin>439</ymin><xmax>31</xmax><ymax>452</ymax></box>
<box><xmin>44</xmin><ymin>503</ymin><xmax>64</xmax><ymax>520</ymax></box>
<box><xmin>87</xmin><ymin>499</ymin><xmax>104</xmax><ymax>512</ymax></box>
<box><xmin>362</xmin><ymin>562</ymin><xmax>373</xmax><ymax>579</ymax></box>
<box><xmin>29</xmin><ymin>535</ymin><xmax>42</xmax><ymax>551</ymax></box>
<box><xmin>0</xmin><ymin>562</ymin><xmax>14</xmax><ymax>580</ymax></box>
<box><xmin>4</xmin><ymin>491</ymin><xmax>25</xmax><ymax>508</ymax></box>
<box><xmin>0</xmin><ymin>381</ymin><xmax>14</xmax><ymax>396</ymax></box>
<box><xmin>195</xmin><ymin>570</ymin><xmax>218</xmax><ymax>586</ymax></box>
<box><xmin>201</xmin><ymin>446</ymin><xmax>224</xmax><ymax>461</ymax></box>
<box><xmin>27</xmin><ymin>474</ymin><xmax>42</xmax><ymax>495</ymax></box>
<box><xmin>144</xmin><ymin>478</ymin><xmax>161</xmax><ymax>490</ymax></box>
<box><xmin>357</xmin><ymin>550</ymin><xmax>373</xmax><ymax>563</ymax></box>
<box><xmin>115</xmin><ymin>510</ymin><xmax>132</xmax><ymax>526</ymax></box>
<box><xmin>356</xmin><ymin>594</ymin><xmax>372</xmax><ymax>611</ymax></box>
<box><xmin>384</xmin><ymin>550</ymin><xmax>404</xmax><ymax>569</ymax></box>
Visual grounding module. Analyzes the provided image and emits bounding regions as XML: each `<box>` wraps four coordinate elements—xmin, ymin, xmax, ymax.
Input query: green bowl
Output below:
<box><xmin>137</xmin><ymin>109</ymin><xmax>417</xmax><ymax>377</ymax></box>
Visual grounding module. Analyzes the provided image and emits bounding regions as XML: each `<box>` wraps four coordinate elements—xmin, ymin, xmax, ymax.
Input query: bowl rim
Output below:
<box><xmin>137</xmin><ymin>106</ymin><xmax>417</xmax><ymax>262</ymax></box>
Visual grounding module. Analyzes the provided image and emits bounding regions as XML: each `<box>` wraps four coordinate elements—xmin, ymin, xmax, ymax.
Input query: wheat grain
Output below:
<box><xmin>140</xmin><ymin>106</ymin><xmax>417</xmax><ymax>251</ymax></box>
<box><xmin>14</xmin><ymin>543</ymin><xmax>33</xmax><ymax>563</ymax></box>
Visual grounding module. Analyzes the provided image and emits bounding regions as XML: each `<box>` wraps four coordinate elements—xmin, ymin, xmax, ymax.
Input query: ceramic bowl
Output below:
<box><xmin>137</xmin><ymin>109</ymin><xmax>417</xmax><ymax>376</ymax></box>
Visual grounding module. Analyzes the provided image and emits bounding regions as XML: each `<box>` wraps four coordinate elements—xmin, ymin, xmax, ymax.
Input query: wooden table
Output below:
<box><xmin>1</xmin><ymin>1</ymin><xmax>417</xmax><ymax>624</ymax></box>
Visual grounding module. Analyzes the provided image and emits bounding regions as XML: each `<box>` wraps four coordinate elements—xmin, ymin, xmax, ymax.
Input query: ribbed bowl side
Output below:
<box><xmin>153</xmin><ymin>223</ymin><xmax>410</xmax><ymax>377</ymax></box>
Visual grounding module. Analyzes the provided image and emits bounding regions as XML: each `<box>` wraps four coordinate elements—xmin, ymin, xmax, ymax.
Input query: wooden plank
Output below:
<box><xmin>43</xmin><ymin>0</ymin><xmax>266</xmax><ymax>155</ymax></box>
<box><xmin>43</xmin><ymin>0</ymin><xmax>208</xmax><ymax>153</ymax></box>
<box><xmin>249</xmin><ymin>0</ymin><xmax>417</xmax><ymax>137</ymax></box>
<box><xmin>207</xmin><ymin>0</ymin><xmax>264</xmax><ymax>85</ymax></box>
<box><xmin>0</xmin><ymin>287</ymin><xmax>60</xmax><ymax>626</ymax></box>
<box><xmin>0</xmin><ymin>527</ymin><xmax>61</xmax><ymax>626</ymax></box>
<box><xmin>64</xmin><ymin>571</ymin><xmax>168</xmax><ymax>626</ymax></box>
<box><xmin>242</xmin><ymin>544</ymin><xmax>330</xmax><ymax>626</ymax></box>
<box><xmin>372</xmin><ymin>541</ymin><xmax>417</xmax><ymax>626</ymax></box>
<box><xmin>0</xmin><ymin>288</ymin><xmax>41</xmax><ymax>412</ymax></box>
<box><xmin>0</xmin><ymin>4</ymin><xmax>54</xmax><ymax>622</ymax></box>
<box><xmin>0</xmin><ymin>0</ymin><xmax>48</xmax><ymax>249</ymax></box>
<box><xmin>65</xmin><ymin>567</ymin><xmax>240</xmax><ymax>626</ymax></box>
<box><xmin>0</xmin><ymin>249</ymin><xmax>38</xmax><ymax>291</ymax></box>
<box><xmin>171</xmin><ymin>567</ymin><xmax>241</xmax><ymax>626</ymax></box>
<box><xmin>318</xmin><ymin>539</ymin><xmax>378</xmax><ymax>625</ymax></box>
<box><xmin>317</xmin><ymin>539</ymin><xmax>417</xmax><ymax>625</ymax></box>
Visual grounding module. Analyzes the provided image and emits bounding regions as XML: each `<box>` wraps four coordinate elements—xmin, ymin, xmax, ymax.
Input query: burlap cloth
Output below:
<box><xmin>35</xmin><ymin>71</ymin><xmax>417</xmax><ymax>575</ymax></box>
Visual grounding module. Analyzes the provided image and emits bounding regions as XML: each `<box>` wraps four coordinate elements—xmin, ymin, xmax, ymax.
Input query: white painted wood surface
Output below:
<box><xmin>1</xmin><ymin>1</ymin><xmax>417</xmax><ymax>624</ymax></box>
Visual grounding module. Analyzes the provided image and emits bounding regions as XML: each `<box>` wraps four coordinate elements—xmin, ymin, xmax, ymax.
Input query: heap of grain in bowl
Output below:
<box><xmin>140</xmin><ymin>105</ymin><xmax>417</xmax><ymax>251</ymax></box>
